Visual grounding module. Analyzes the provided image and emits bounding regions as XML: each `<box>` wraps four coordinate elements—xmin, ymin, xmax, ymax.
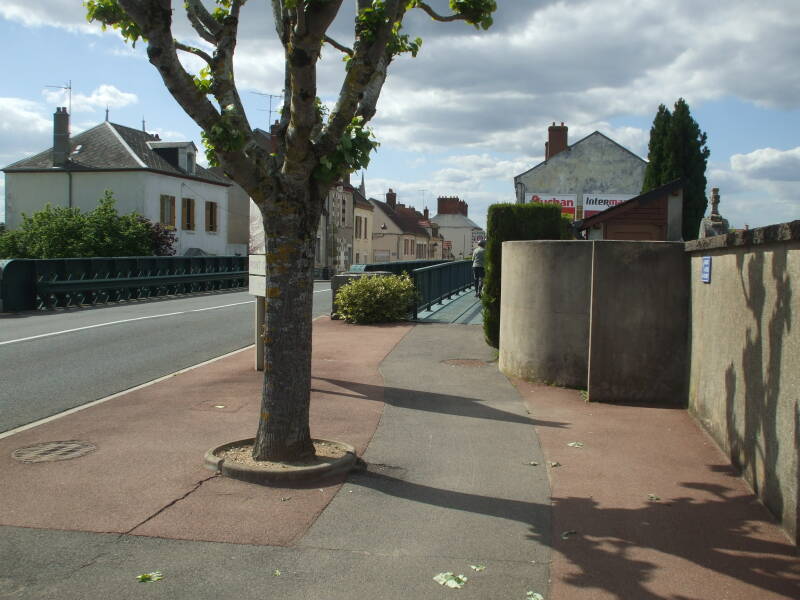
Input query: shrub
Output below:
<box><xmin>335</xmin><ymin>273</ymin><xmax>416</xmax><ymax>324</ymax></box>
<box><xmin>482</xmin><ymin>202</ymin><xmax>563</xmax><ymax>347</ymax></box>
<box><xmin>0</xmin><ymin>191</ymin><xmax>176</xmax><ymax>258</ymax></box>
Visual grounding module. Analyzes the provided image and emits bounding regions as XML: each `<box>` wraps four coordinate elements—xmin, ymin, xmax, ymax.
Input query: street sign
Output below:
<box><xmin>701</xmin><ymin>256</ymin><xmax>712</xmax><ymax>283</ymax></box>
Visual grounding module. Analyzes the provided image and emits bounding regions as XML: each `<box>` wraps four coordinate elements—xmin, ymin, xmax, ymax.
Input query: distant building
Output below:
<box><xmin>370</xmin><ymin>189</ymin><xmax>443</xmax><ymax>262</ymax></box>
<box><xmin>514</xmin><ymin>122</ymin><xmax>647</xmax><ymax>221</ymax></box>
<box><xmin>3</xmin><ymin>107</ymin><xmax>246</xmax><ymax>256</ymax></box>
<box><xmin>430</xmin><ymin>196</ymin><xmax>485</xmax><ymax>259</ymax></box>
<box><xmin>353</xmin><ymin>179</ymin><xmax>374</xmax><ymax>265</ymax></box>
<box><xmin>316</xmin><ymin>182</ymin><xmax>354</xmax><ymax>276</ymax></box>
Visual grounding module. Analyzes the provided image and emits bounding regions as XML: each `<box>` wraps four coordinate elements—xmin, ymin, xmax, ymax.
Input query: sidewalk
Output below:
<box><xmin>1</xmin><ymin>318</ymin><xmax>798</xmax><ymax>599</ymax></box>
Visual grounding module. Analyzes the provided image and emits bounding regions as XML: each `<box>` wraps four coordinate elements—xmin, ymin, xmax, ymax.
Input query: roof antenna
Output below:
<box><xmin>142</xmin><ymin>117</ymin><xmax>146</xmax><ymax>132</ymax></box>
<box><xmin>45</xmin><ymin>79</ymin><xmax>72</xmax><ymax>116</ymax></box>
<box><xmin>105</xmin><ymin>106</ymin><xmax>109</xmax><ymax>122</ymax></box>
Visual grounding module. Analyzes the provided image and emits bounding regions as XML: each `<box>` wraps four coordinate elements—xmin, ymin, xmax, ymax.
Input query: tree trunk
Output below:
<box><xmin>252</xmin><ymin>203</ymin><xmax>318</xmax><ymax>461</ymax></box>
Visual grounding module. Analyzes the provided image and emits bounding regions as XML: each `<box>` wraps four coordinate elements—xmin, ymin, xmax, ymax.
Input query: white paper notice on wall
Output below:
<box><xmin>701</xmin><ymin>256</ymin><xmax>712</xmax><ymax>283</ymax></box>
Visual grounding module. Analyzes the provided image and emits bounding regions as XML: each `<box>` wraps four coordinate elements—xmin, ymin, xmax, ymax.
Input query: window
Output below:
<box><xmin>316</xmin><ymin>237</ymin><xmax>321</xmax><ymax>262</ymax></box>
<box><xmin>205</xmin><ymin>201</ymin><xmax>218</xmax><ymax>232</ymax></box>
<box><xmin>159</xmin><ymin>195</ymin><xmax>176</xmax><ymax>227</ymax></box>
<box><xmin>182</xmin><ymin>198</ymin><xmax>195</xmax><ymax>230</ymax></box>
<box><xmin>355</xmin><ymin>216</ymin><xmax>362</xmax><ymax>239</ymax></box>
<box><xmin>364</xmin><ymin>217</ymin><xmax>369</xmax><ymax>239</ymax></box>
<box><xmin>341</xmin><ymin>198</ymin><xmax>346</xmax><ymax>225</ymax></box>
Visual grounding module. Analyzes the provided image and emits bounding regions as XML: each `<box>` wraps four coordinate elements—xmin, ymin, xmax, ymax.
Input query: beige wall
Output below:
<box><xmin>687</xmin><ymin>229</ymin><xmax>799</xmax><ymax>544</ymax></box>
<box><xmin>353</xmin><ymin>205</ymin><xmax>373</xmax><ymax>264</ymax></box>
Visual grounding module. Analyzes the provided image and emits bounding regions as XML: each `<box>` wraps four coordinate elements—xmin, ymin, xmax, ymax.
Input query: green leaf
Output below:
<box><xmin>566</xmin><ymin>441</ymin><xmax>584</xmax><ymax>448</ymax></box>
<box><xmin>433</xmin><ymin>572</ymin><xmax>467</xmax><ymax>588</ymax></box>
<box><xmin>648</xmin><ymin>494</ymin><xmax>661</xmax><ymax>502</ymax></box>
<box><xmin>273</xmin><ymin>569</ymin><xmax>281</xmax><ymax>576</ymax></box>
<box><xmin>469</xmin><ymin>564</ymin><xmax>486</xmax><ymax>571</ymax></box>
<box><xmin>136</xmin><ymin>571</ymin><xmax>163</xmax><ymax>582</ymax></box>
<box><xmin>527</xmin><ymin>592</ymin><xmax>544</xmax><ymax>600</ymax></box>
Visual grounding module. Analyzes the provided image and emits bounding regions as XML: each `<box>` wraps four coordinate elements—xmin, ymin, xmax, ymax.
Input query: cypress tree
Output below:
<box><xmin>641</xmin><ymin>104</ymin><xmax>671</xmax><ymax>192</ymax></box>
<box><xmin>642</xmin><ymin>99</ymin><xmax>710</xmax><ymax>240</ymax></box>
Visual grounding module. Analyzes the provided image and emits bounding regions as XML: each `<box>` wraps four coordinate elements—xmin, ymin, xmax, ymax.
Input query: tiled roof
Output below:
<box><xmin>3</xmin><ymin>121</ymin><xmax>227</xmax><ymax>186</ymax></box>
<box><xmin>371</xmin><ymin>199</ymin><xmax>430</xmax><ymax>237</ymax></box>
<box><xmin>430</xmin><ymin>213</ymin><xmax>483</xmax><ymax>230</ymax></box>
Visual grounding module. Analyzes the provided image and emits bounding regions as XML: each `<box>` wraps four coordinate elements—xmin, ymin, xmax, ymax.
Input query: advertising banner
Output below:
<box><xmin>525</xmin><ymin>193</ymin><xmax>577</xmax><ymax>217</ymax></box>
<box><xmin>583</xmin><ymin>193</ymin><xmax>636</xmax><ymax>218</ymax></box>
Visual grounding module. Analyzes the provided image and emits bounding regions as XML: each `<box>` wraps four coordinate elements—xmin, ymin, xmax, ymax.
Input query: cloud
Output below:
<box><xmin>0</xmin><ymin>98</ymin><xmax>51</xmax><ymax>163</ymax></box>
<box><xmin>0</xmin><ymin>0</ymin><xmax>101</xmax><ymax>32</ymax></box>
<box><xmin>730</xmin><ymin>147</ymin><xmax>800</xmax><ymax>182</ymax></box>
<box><xmin>42</xmin><ymin>84</ymin><xmax>138</xmax><ymax>113</ymax></box>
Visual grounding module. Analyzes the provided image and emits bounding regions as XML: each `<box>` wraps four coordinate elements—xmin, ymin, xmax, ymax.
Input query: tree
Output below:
<box><xmin>641</xmin><ymin>104</ymin><xmax>671</xmax><ymax>192</ymax></box>
<box><xmin>0</xmin><ymin>191</ymin><xmax>175</xmax><ymax>258</ymax></box>
<box><xmin>641</xmin><ymin>98</ymin><xmax>710</xmax><ymax>240</ymax></box>
<box><xmin>85</xmin><ymin>0</ymin><xmax>497</xmax><ymax>461</ymax></box>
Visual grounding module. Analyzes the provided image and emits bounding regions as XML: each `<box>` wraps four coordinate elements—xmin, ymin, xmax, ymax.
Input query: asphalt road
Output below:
<box><xmin>0</xmin><ymin>283</ymin><xmax>332</xmax><ymax>433</ymax></box>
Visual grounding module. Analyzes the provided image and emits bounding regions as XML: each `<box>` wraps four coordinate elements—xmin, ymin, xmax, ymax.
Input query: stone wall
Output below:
<box><xmin>686</xmin><ymin>221</ymin><xmax>799</xmax><ymax>544</ymax></box>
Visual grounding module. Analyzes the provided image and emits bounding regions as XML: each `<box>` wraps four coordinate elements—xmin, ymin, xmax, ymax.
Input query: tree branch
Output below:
<box><xmin>185</xmin><ymin>0</ymin><xmax>222</xmax><ymax>44</ymax></box>
<box><xmin>174</xmin><ymin>41</ymin><xmax>212</xmax><ymax>65</ymax></box>
<box><xmin>414</xmin><ymin>2</ymin><xmax>466</xmax><ymax>22</ymax></box>
<box><xmin>324</xmin><ymin>35</ymin><xmax>353</xmax><ymax>57</ymax></box>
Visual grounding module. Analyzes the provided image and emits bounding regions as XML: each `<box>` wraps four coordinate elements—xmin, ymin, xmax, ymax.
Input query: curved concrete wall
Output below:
<box><xmin>499</xmin><ymin>241</ymin><xmax>592</xmax><ymax>387</ymax></box>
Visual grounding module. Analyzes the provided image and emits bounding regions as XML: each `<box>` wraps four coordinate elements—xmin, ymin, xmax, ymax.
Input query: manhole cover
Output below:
<box><xmin>12</xmin><ymin>440</ymin><xmax>97</xmax><ymax>463</ymax></box>
<box><xmin>441</xmin><ymin>359</ymin><xmax>490</xmax><ymax>368</ymax></box>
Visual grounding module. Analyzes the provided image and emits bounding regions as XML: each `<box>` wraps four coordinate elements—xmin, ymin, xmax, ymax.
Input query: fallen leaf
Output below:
<box><xmin>567</xmin><ymin>442</ymin><xmax>584</xmax><ymax>448</ymax></box>
<box><xmin>548</xmin><ymin>461</ymin><xmax>561</xmax><ymax>468</ymax></box>
<box><xmin>273</xmin><ymin>569</ymin><xmax>281</xmax><ymax>576</ymax></box>
<box><xmin>527</xmin><ymin>461</ymin><xmax>539</xmax><ymax>466</ymax></box>
<box><xmin>469</xmin><ymin>564</ymin><xmax>486</xmax><ymax>571</ymax></box>
<box><xmin>137</xmin><ymin>571</ymin><xmax>163</xmax><ymax>583</ymax></box>
<box><xmin>527</xmin><ymin>592</ymin><xmax>544</xmax><ymax>600</ymax></box>
<box><xmin>560</xmin><ymin>530</ymin><xmax>578</xmax><ymax>540</ymax></box>
<box><xmin>280</xmin><ymin>496</ymin><xmax>292</xmax><ymax>502</ymax></box>
<box><xmin>433</xmin><ymin>572</ymin><xmax>468</xmax><ymax>589</ymax></box>
<box><xmin>648</xmin><ymin>494</ymin><xmax>660</xmax><ymax>502</ymax></box>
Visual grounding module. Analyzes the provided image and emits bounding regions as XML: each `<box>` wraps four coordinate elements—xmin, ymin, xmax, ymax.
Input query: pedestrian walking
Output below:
<box><xmin>472</xmin><ymin>239</ymin><xmax>486</xmax><ymax>297</ymax></box>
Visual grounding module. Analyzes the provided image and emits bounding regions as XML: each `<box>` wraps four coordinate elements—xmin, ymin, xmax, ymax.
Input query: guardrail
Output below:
<box><xmin>349</xmin><ymin>259</ymin><xmax>451</xmax><ymax>277</ymax></box>
<box><xmin>412</xmin><ymin>260</ymin><xmax>474</xmax><ymax>318</ymax></box>
<box><xmin>0</xmin><ymin>256</ymin><xmax>247</xmax><ymax>312</ymax></box>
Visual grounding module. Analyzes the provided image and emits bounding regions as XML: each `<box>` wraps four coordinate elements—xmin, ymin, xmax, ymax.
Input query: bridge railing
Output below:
<box><xmin>411</xmin><ymin>260</ymin><xmax>474</xmax><ymax>318</ymax></box>
<box><xmin>0</xmin><ymin>256</ymin><xmax>247</xmax><ymax>312</ymax></box>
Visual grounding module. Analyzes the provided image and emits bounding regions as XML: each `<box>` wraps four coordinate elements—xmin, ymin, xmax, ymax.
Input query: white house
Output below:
<box><xmin>2</xmin><ymin>107</ymin><xmax>247</xmax><ymax>256</ymax></box>
<box><xmin>429</xmin><ymin>196</ymin><xmax>485</xmax><ymax>259</ymax></box>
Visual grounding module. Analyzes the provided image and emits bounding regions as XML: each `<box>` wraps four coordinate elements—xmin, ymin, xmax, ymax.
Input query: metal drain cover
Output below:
<box><xmin>12</xmin><ymin>440</ymin><xmax>97</xmax><ymax>463</ymax></box>
<box><xmin>441</xmin><ymin>359</ymin><xmax>490</xmax><ymax>368</ymax></box>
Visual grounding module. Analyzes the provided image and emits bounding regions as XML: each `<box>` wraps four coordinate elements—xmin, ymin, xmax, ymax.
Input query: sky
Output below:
<box><xmin>1</xmin><ymin>0</ymin><xmax>799</xmax><ymax>231</ymax></box>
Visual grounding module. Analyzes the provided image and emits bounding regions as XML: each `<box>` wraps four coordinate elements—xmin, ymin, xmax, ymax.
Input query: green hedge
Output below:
<box><xmin>482</xmin><ymin>203</ymin><xmax>564</xmax><ymax>347</ymax></box>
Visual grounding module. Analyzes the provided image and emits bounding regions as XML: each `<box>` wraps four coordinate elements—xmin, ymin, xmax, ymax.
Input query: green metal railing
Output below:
<box><xmin>0</xmin><ymin>256</ymin><xmax>247</xmax><ymax>312</ymax></box>
<box><xmin>349</xmin><ymin>259</ymin><xmax>450</xmax><ymax>277</ymax></box>
<box><xmin>411</xmin><ymin>260</ymin><xmax>474</xmax><ymax>318</ymax></box>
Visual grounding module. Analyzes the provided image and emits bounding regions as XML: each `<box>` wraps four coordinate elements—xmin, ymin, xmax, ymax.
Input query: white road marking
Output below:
<box><xmin>0</xmin><ymin>345</ymin><xmax>254</xmax><ymax>440</ymax></box>
<box><xmin>0</xmin><ymin>300</ymin><xmax>254</xmax><ymax>346</ymax></box>
<box><xmin>1</xmin><ymin>288</ymin><xmax>332</xmax><ymax>347</ymax></box>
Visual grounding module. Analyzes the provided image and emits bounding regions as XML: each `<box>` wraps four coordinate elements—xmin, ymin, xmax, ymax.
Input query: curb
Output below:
<box><xmin>204</xmin><ymin>438</ymin><xmax>357</xmax><ymax>485</ymax></box>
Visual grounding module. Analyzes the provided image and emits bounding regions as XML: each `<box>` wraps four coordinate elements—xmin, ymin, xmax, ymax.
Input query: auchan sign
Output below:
<box><xmin>525</xmin><ymin>193</ymin><xmax>576</xmax><ymax>217</ymax></box>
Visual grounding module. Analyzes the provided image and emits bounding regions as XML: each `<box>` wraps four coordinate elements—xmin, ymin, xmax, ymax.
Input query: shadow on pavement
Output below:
<box><xmin>313</xmin><ymin>377</ymin><xmax>570</xmax><ymax>428</ymax></box>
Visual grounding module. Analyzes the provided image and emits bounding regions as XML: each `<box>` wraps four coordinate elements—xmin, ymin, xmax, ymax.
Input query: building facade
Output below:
<box><xmin>353</xmin><ymin>192</ymin><xmax>374</xmax><ymax>265</ymax></box>
<box><xmin>3</xmin><ymin>108</ymin><xmax>245</xmax><ymax>256</ymax></box>
<box><xmin>370</xmin><ymin>189</ymin><xmax>443</xmax><ymax>262</ymax></box>
<box><xmin>430</xmin><ymin>196</ymin><xmax>485</xmax><ymax>259</ymax></box>
<box><xmin>514</xmin><ymin>123</ymin><xmax>647</xmax><ymax>222</ymax></box>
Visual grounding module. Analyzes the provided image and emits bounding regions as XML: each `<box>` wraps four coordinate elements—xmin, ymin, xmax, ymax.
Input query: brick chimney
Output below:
<box><xmin>53</xmin><ymin>107</ymin><xmax>70</xmax><ymax>167</ymax></box>
<box><xmin>545</xmin><ymin>122</ymin><xmax>568</xmax><ymax>160</ymax></box>
<box><xmin>423</xmin><ymin>207</ymin><xmax>429</xmax><ymax>220</ymax></box>
<box><xmin>437</xmin><ymin>196</ymin><xmax>468</xmax><ymax>217</ymax></box>
<box><xmin>386</xmin><ymin>188</ymin><xmax>397</xmax><ymax>209</ymax></box>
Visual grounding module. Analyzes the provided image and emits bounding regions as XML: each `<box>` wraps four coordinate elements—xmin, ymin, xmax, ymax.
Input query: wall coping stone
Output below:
<box><xmin>685</xmin><ymin>219</ymin><xmax>800</xmax><ymax>253</ymax></box>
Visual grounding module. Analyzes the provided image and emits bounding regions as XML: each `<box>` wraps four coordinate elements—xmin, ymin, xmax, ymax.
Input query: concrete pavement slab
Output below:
<box><xmin>513</xmin><ymin>380</ymin><xmax>800</xmax><ymax>600</ymax></box>
<box><xmin>300</xmin><ymin>323</ymin><xmax>552</xmax><ymax>597</ymax></box>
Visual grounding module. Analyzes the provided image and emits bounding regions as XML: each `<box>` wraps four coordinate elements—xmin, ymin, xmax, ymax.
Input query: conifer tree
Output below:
<box><xmin>641</xmin><ymin>104</ymin><xmax>671</xmax><ymax>192</ymax></box>
<box><xmin>642</xmin><ymin>98</ymin><xmax>710</xmax><ymax>240</ymax></box>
